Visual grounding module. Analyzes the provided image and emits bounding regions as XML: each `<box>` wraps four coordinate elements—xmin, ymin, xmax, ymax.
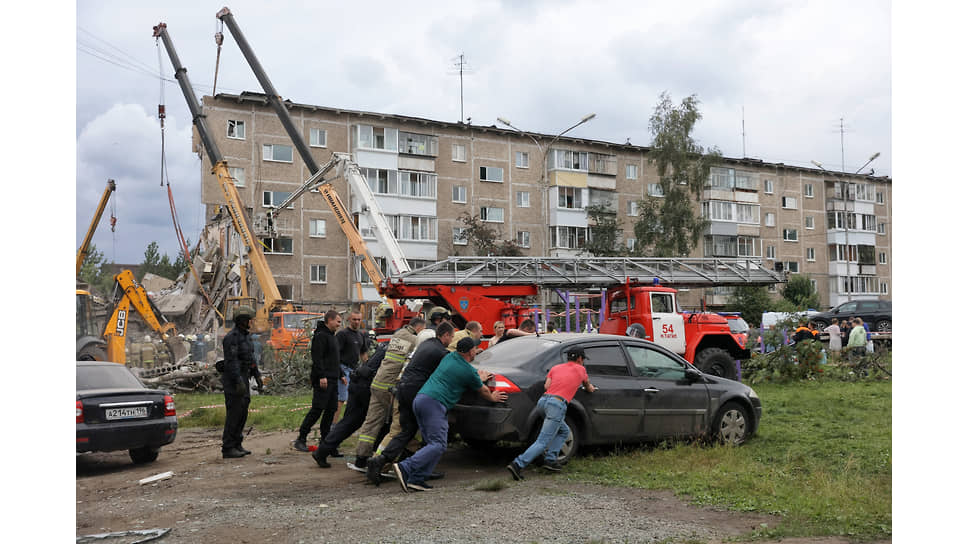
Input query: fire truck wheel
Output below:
<box><xmin>694</xmin><ymin>347</ymin><xmax>737</xmax><ymax>381</ymax></box>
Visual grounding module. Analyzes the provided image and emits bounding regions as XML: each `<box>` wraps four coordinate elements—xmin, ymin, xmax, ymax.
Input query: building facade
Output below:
<box><xmin>198</xmin><ymin>92</ymin><xmax>891</xmax><ymax>312</ymax></box>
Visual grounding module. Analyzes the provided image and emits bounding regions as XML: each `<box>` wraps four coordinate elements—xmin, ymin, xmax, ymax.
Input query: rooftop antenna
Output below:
<box><xmin>448</xmin><ymin>52</ymin><xmax>473</xmax><ymax>123</ymax></box>
<box><xmin>741</xmin><ymin>105</ymin><xmax>746</xmax><ymax>157</ymax></box>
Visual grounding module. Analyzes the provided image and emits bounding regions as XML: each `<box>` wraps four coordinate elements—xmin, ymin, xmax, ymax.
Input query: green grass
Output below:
<box><xmin>566</xmin><ymin>380</ymin><xmax>891</xmax><ymax>541</ymax></box>
<box><xmin>172</xmin><ymin>392</ymin><xmax>315</xmax><ymax>430</ymax></box>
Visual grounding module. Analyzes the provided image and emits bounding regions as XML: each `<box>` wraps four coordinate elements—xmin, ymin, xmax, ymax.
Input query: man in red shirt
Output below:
<box><xmin>507</xmin><ymin>347</ymin><xmax>596</xmax><ymax>480</ymax></box>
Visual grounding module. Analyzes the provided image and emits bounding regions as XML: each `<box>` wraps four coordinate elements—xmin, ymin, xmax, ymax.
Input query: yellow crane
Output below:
<box><xmin>76</xmin><ymin>179</ymin><xmax>116</xmax><ymax>360</ymax></box>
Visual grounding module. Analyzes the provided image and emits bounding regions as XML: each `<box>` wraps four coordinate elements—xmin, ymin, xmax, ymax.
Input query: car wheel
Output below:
<box><xmin>712</xmin><ymin>402</ymin><xmax>751</xmax><ymax>446</ymax></box>
<box><xmin>129</xmin><ymin>446</ymin><xmax>159</xmax><ymax>464</ymax></box>
<box><xmin>694</xmin><ymin>347</ymin><xmax>737</xmax><ymax>381</ymax></box>
<box><xmin>875</xmin><ymin>319</ymin><xmax>891</xmax><ymax>332</ymax></box>
<box><xmin>809</xmin><ymin>319</ymin><xmax>829</xmax><ymax>331</ymax></box>
<box><xmin>77</xmin><ymin>344</ymin><xmax>107</xmax><ymax>361</ymax></box>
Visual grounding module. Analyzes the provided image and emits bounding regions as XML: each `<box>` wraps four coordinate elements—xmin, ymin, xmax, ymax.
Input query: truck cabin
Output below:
<box><xmin>601</xmin><ymin>285</ymin><xmax>687</xmax><ymax>354</ymax></box>
<box><xmin>267</xmin><ymin>312</ymin><xmax>323</xmax><ymax>349</ymax></box>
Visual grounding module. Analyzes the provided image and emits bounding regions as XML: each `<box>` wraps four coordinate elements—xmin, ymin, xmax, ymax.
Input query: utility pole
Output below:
<box><xmin>453</xmin><ymin>53</ymin><xmax>468</xmax><ymax>123</ymax></box>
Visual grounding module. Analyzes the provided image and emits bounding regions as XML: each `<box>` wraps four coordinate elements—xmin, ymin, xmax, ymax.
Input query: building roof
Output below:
<box><xmin>211</xmin><ymin>91</ymin><xmax>891</xmax><ymax>183</ymax></box>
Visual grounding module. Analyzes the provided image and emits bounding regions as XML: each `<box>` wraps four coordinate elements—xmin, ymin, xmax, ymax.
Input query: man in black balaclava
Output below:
<box><xmin>221</xmin><ymin>309</ymin><xmax>256</xmax><ymax>458</ymax></box>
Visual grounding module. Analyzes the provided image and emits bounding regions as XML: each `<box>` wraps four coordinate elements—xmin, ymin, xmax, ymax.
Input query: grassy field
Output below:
<box><xmin>172</xmin><ymin>380</ymin><xmax>891</xmax><ymax>541</ymax></box>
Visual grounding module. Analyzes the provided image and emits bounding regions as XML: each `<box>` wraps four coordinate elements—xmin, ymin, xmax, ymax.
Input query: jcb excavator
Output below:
<box><xmin>102</xmin><ymin>269</ymin><xmax>189</xmax><ymax>365</ymax></box>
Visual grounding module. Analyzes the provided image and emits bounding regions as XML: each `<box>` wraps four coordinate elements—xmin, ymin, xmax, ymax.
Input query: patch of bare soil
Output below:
<box><xmin>76</xmin><ymin>429</ymin><xmax>882</xmax><ymax>543</ymax></box>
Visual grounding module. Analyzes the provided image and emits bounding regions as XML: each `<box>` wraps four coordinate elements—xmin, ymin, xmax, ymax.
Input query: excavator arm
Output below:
<box><xmin>76</xmin><ymin>179</ymin><xmax>116</xmax><ymax>277</ymax></box>
<box><xmin>103</xmin><ymin>270</ymin><xmax>187</xmax><ymax>365</ymax></box>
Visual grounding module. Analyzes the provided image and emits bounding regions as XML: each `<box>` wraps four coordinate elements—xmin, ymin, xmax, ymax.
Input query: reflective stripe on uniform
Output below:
<box><xmin>371</xmin><ymin>380</ymin><xmax>395</xmax><ymax>391</ymax></box>
<box><xmin>357</xmin><ymin>434</ymin><xmax>376</xmax><ymax>444</ymax></box>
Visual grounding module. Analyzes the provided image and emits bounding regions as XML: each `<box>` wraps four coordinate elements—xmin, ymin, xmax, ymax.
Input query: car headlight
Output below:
<box><xmin>747</xmin><ymin>388</ymin><xmax>759</xmax><ymax>400</ymax></box>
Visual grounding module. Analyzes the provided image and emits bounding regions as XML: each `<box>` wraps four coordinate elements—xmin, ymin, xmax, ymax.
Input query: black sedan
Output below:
<box><xmin>452</xmin><ymin>334</ymin><xmax>761</xmax><ymax>463</ymax></box>
<box><xmin>76</xmin><ymin>361</ymin><xmax>178</xmax><ymax>464</ymax></box>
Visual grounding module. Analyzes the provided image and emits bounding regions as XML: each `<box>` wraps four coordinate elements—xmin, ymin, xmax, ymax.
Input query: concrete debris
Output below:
<box><xmin>76</xmin><ymin>528</ymin><xmax>171</xmax><ymax>543</ymax></box>
<box><xmin>138</xmin><ymin>471</ymin><xmax>174</xmax><ymax>485</ymax></box>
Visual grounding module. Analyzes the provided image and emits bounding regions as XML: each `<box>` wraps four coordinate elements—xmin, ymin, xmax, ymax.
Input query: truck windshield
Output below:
<box><xmin>283</xmin><ymin>314</ymin><xmax>321</xmax><ymax>329</ymax></box>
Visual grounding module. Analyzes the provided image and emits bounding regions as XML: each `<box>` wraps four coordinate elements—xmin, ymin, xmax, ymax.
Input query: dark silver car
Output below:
<box><xmin>452</xmin><ymin>334</ymin><xmax>761</xmax><ymax>462</ymax></box>
<box><xmin>76</xmin><ymin>361</ymin><xmax>178</xmax><ymax>464</ymax></box>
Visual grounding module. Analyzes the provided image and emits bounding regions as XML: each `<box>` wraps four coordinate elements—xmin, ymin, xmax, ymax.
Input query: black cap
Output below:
<box><xmin>566</xmin><ymin>347</ymin><xmax>589</xmax><ymax>360</ymax></box>
<box><xmin>456</xmin><ymin>336</ymin><xmax>480</xmax><ymax>354</ymax></box>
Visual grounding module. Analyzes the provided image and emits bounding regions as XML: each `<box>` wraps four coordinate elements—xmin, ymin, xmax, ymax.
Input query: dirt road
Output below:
<box><xmin>76</xmin><ymin>428</ymin><xmax>862</xmax><ymax>543</ymax></box>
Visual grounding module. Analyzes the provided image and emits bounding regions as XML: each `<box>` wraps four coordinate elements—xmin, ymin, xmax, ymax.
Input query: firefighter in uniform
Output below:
<box><xmin>221</xmin><ymin>308</ymin><xmax>256</xmax><ymax>459</ymax></box>
<box><xmin>353</xmin><ymin>317</ymin><xmax>425</xmax><ymax>471</ymax></box>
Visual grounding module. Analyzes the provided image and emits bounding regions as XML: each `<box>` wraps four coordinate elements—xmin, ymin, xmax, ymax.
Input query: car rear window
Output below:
<box><xmin>473</xmin><ymin>337</ymin><xmax>559</xmax><ymax>370</ymax></box>
<box><xmin>76</xmin><ymin>364</ymin><xmax>145</xmax><ymax>391</ymax></box>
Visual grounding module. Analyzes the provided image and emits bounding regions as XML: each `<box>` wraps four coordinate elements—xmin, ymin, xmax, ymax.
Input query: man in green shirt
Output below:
<box><xmin>392</xmin><ymin>337</ymin><xmax>507</xmax><ymax>492</ymax></box>
<box><xmin>846</xmin><ymin>317</ymin><xmax>867</xmax><ymax>361</ymax></box>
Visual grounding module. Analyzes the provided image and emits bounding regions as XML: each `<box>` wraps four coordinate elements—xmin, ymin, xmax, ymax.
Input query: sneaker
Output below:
<box><xmin>366</xmin><ymin>456</ymin><xmax>385</xmax><ymax>486</ymax></box>
<box><xmin>312</xmin><ymin>450</ymin><xmax>331</xmax><ymax>468</ymax></box>
<box><xmin>292</xmin><ymin>438</ymin><xmax>309</xmax><ymax>452</ymax></box>
<box><xmin>392</xmin><ymin>463</ymin><xmax>409</xmax><ymax>493</ymax></box>
<box><xmin>407</xmin><ymin>481</ymin><xmax>433</xmax><ymax>492</ymax></box>
<box><xmin>506</xmin><ymin>462</ymin><xmax>525</xmax><ymax>481</ymax></box>
<box><xmin>542</xmin><ymin>461</ymin><xmax>563</xmax><ymax>472</ymax></box>
<box><xmin>222</xmin><ymin>448</ymin><xmax>246</xmax><ymax>459</ymax></box>
<box><xmin>347</xmin><ymin>460</ymin><xmax>367</xmax><ymax>473</ymax></box>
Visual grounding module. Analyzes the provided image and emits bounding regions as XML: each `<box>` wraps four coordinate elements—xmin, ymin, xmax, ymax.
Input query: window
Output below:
<box><xmin>736</xmin><ymin>203</ymin><xmax>759</xmax><ymax>224</ymax></box>
<box><xmin>878</xmin><ymin>222</ymin><xmax>887</xmax><ymax>235</ymax></box>
<box><xmin>783</xmin><ymin>228</ymin><xmax>798</xmax><ymax>242</ymax></box>
<box><xmin>784</xmin><ymin>261</ymin><xmax>799</xmax><ymax>273</ymax></box>
<box><xmin>703</xmin><ymin>201</ymin><xmax>759</xmax><ymax>224</ymax></box>
<box><xmin>879</xmin><ymin>252</ymin><xmax>887</xmax><ymax>264</ymax></box>
<box><xmin>262</xmin><ymin>143</ymin><xmax>293</xmax><ymax>163</ymax></box>
<box><xmin>453</xmin><ymin>227</ymin><xmax>468</xmax><ymax>246</ymax></box>
<box><xmin>626</xmin><ymin>238</ymin><xmax>636</xmax><ymax>251</ymax></box>
<box><xmin>627</xmin><ymin>200</ymin><xmax>639</xmax><ymax>216</ymax></box>
<box><xmin>626</xmin><ymin>163</ymin><xmax>638</xmax><ymax>180</ymax></box>
<box><xmin>355</xmin><ymin>125</ymin><xmax>397</xmax><ymax>151</ymax></box>
<box><xmin>647</xmin><ymin>184</ymin><xmax>664</xmax><ymax>197</ymax></box>
<box><xmin>228</xmin><ymin>166</ymin><xmax>245</xmax><ymax>187</ymax></box>
<box><xmin>398</xmin><ymin>171</ymin><xmax>437</xmax><ymax>198</ymax></box>
<box><xmin>861</xmin><ymin>214</ymin><xmax>876</xmax><ymax>232</ymax></box>
<box><xmin>309</xmin><ymin>219</ymin><xmax>326</xmax><ymax>238</ymax></box>
<box><xmin>549</xmin><ymin>149</ymin><xmax>588</xmax><ymax>171</ymax></box>
<box><xmin>516</xmin><ymin>191</ymin><xmax>530</xmax><ymax>208</ymax></box>
<box><xmin>516</xmin><ymin>231</ymin><xmax>531</xmax><ymax>248</ymax></box>
<box><xmin>737</xmin><ymin>236</ymin><xmax>761</xmax><ymax>257</ymax></box>
<box><xmin>828</xmin><ymin>244</ymin><xmax>858</xmax><ymax>263</ymax></box>
<box><xmin>557</xmin><ymin>187</ymin><xmax>583</xmax><ymax>209</ymax></box>
<box><xmin>807</xmin><ymin>247</ymin><xmax>816</xmax><ymax>261</ymax></box>
<box><xmin>876</xmin><ymin>191</ymin><xmax>885</xmax><ymax>204</ymax></box>
<box><xmin>261</xmin><ymin>237</ymin><xmax>293</xmax><ymax>254</ymax></box>
<box><xmin>782</xmin><ymin>196</ymin><xmax>797</xmax><ymax>209</ymax></box>
<box><xmin>764</xmin><ymin>179</ymin><xmax>774</xmax><ymax>194</ymax></box>
<box><xmin>734</xmin><ymin>172</ymin><xmax>756</xmax><ymax>190</ymax></box>
<box><xmin>609</xmin><ymin>292</ymin><xmax>635</xmax><ymax>314</ymax></box>
<box><xmin>627</xmin><ymin>345</ymin><xmax>685</xmax><ymax>381</ymax></box>
<box><xmin>227</xmin><ymin>120</ymin><xmax>245</xmax><ymax>139</ymax></box>
<box><xmin>764</xmin><ymin>212</ymin><xmax>775</xmax><ymax>227</ymax></box>
<box><xmin>880</xmin><ymin>282</ymin><xmax>889</xmax><ymax>294</ymax></box>
<box><xmin>310</xmin><ymin>264</ymin><xmax>327</xmax><ymax>284</ymax></box>
<box><xmin>515</xmin><ymin>151</ymin><xmax>530</xmax><ymax>168</ymax></box>
<box><xmin>399</xmin><ymin>131</ymin><xmax>438</xmax><ymax>156</ymax></box>
<box><xmin>309</xmin><ymin>128</ymin><xmax>327</xmax><ymax>148</ymax></box>
<box><xmin>766</xmin><ymin>245</ymin><xmax>775</xmax><ymax>259</ymax></box>
<box><xmin>805</xmin><ymin>215</ymin><xmax>814</xmax><ymax>229</ymax></box>
<box><xmin>480</xmin><ymin>166</ymin><xmax>504</xmax><ymax>183</ymax></box>
<box><xmin>704</xmin><ymin>235</ymin><xmax>738</xmax><ymax>257</ymax></box>
<box><xmin>262</xmin><ymin>190</ymin><xmax>294</xmax><ymax>208</ymax></box>
<box><xmin>480</xmin><ymin>207</ymin><xmax>504</xmax><ymax>223</ymax></box>
<box><xmin>804</xmin><ymin>183</ymin><xmax>814</xmax><ymax>198</ymax></box>
<box><xmin>452</xmin><ymin>185</ymin><xmax>467</xmax><ymax>203</ymax></box>
<box><xmin>550</xmin><ymin>226</ymin><xmax>587</xmax><ymax>249</ymax></box>
<box><xmin>387</xmin><ymin>215</ymin><xmax>437</xmax><ymax>241</ymax></box>
<box><xmin>452</xmin><ymin>143</ymin><xmax>466</xmax><ymax>162</ymax></box>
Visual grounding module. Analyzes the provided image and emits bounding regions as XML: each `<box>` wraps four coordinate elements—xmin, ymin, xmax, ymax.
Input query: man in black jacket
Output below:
<box><xmin>366</xmin><ymin>321</ymin><xmax>455</xmax><ymax>483</ymax></box>
<box><xmin>221</xmin><ymin>309</ymin><xmax>256</xmax><ymax>458</ymax></box>
<box><xmin>313</xmin><ymin>342</ymin><xmax>388</xmax><ymax>469</ymax></box>
<box><xmin>293</xmin><ymin>310</ymin><xmax>342</xmax><ymax>452</ymax></box>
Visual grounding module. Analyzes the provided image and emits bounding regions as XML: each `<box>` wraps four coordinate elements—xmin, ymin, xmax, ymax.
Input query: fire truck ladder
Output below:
<box><xmin>381</xmin><ymin>257</ymin><xmax>783</xmax><ymax>291</ymax></box>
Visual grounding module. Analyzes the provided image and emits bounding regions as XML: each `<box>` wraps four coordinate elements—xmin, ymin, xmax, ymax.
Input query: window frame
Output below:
<box><xmin>262</xmin><ymin>143</ymin><xmax>294</xmax><ymax>163</ymax></box>
<box><xmin>310</xmin><ymin>264</ymin><xmax>327</xmax><ymax>284</ymax></box>
<box><xmin>479</xmin><ymin>166</ymin><xmax>504</xmax><ymax>183</ymax></box>
<box><xmin>452</xmin><ymin>185</ymin><xmax>467</xmax><ymax>204</ymax></box>
<box><xmin>764</xmin><ymin>179</ymin><xmax>774</xmax><ymax>194</ymax></box>
<box><xmin>480</xmin><ymin>206</ymin><xmax>505</xmax><ymax>223</ymax></box>
<box><xmin>804</xmin><ymin>183</ymin><xmax>814</xmax><ymax>198</ymax></box>
<box><xmin>452</xmin><ymin>143</ymin><xmax>467</xmax><ymax>163</ymax></box>
<box><xmin>626</xmin><ymin>163</ymin><xmax>638</xmax><ymax>180</ymax></box>
<box><xmin>261</xmin><ymin>237</ymin><xmax>294</xmax><ymax>255</ymax></box>
<box><xmin>309</xmin><ymin>219</ymin><xmax>326</xmax><ymax>238</ymax></box>
<box><xmin>783</xmin><ymin>228</ymin><xmax>799</xmax><ymax>242</ymax></box>
<box><xmin>309</xmin><ymin>128</ymin><xmax>327</xmax><ymax>148</ymax></box>
<box><xmin>781</xmin><ymin>196</ymin><xmax>798</xmax><ymax>209</ymax></box>
<box><xmin>516</xmin><ymin>191</ymin><xmax>530</xmax><ymax>208</ymax></box>
<box><xmin>516</xmin><ymin>230</ymin><xmax>531</xmax><ymax>248</ymax></box>
<box><xmin>227</xmin><ymin>119</ymin><xmax>245</xmax><ymax>140</ymax></box>
<box><xmin>228</xmin><ymin>166</ymin><xmax>245</xmax><ymax>187</ymax></box>
<box><xmin>453</xmin><ymin>227</ymin><xmax>468</xmax><ymax>246</ymax></box>
<box><xmin>262</xmin><ymin>190</ymin><xmax>295</xmax><ymax>209</ymax></box>
<box><xmin>515</xmin><ymin>151</ymin><xmax>530</xmax><ymax>169</ymax></box>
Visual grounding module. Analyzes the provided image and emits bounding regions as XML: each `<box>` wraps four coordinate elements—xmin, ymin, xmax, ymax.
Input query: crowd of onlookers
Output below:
<box><xmin>756</xmin><ymin>315</ymin><xmax>876</xmax><ymax>362</ymax></box>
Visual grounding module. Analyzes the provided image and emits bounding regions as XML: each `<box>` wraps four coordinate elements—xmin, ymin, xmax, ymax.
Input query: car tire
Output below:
<box><xmin>77</xmin><ymin>344</ymin><xmax>107</xmax><ymax>361</ymax></box>
<box><xmin>809</xmin><ymin>319</ymin><xmax>829</xmax><ymax>331</ymax></box>
<box><xmin>875</xmin><ymin>319</ymin><xmax>891</xmax><ymax>332</ymax></box>
<box><xmin>129</xmin><ymin>446</ymin><xmax>159</xmax><ymax>464</ymax></box>
<box><xmin>712</xmin><ymin>401</ymin><xmax>751</xmax><ymax>446</ymax></box>
<box><xmin>694</xmin><ymin>347</ymin><xmax>737</xmax><ymax>381</ymax></box>
<box><xmin>529</xmin><ymin>416</ymin><xmax>580</xmax><ymax>465</ymax></box>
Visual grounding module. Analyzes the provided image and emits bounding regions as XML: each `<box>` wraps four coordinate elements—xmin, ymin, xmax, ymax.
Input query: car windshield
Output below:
<box><xmin>727</xmin><ymin>317</ymin><xmax>749</xmax><ymax>334</ymax></box>
<box><xmin>474</xmin><ymin>337</ymin><xmax>559</xmax><ymax>370</ymax></box>
<box><xmin>77</xmin><ymin>364</ymin><xmax>145</xmax><ymax>391</ymax></box>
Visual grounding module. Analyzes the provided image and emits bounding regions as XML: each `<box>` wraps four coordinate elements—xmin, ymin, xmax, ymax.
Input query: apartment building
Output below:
<box><xmin>198</xmin><ymin>92</ymin><xmax>891</xmax><ymax>312</ymax></box>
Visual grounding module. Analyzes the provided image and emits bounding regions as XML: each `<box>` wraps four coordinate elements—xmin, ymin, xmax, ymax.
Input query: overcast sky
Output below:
<box><xmin>74</xmin><ymin>0</ymin><xmax>892</xmax><ymax>265</ymax></box>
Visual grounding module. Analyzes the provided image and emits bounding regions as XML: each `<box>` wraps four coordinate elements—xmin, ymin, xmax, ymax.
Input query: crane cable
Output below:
<box><xmin>212</xmin><ymin>21</ymin><xmax>224</xmax><ymax>96</ymax></box>
<box><xmin>155</xmin><ymin>37</ymin><xmax>222</xmax><ymax>322</ymax></box>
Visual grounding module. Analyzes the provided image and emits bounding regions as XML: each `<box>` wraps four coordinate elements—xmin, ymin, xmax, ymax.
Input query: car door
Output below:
<box><xmin>624</xmin><ymin>342</ymin><xmax>709</xmax><ymax>441</ymax></box>
<box><xmin>575</xmin><ymin>343</ymin><xmax>645</xmax><ymax>440</ymax></box>
<box><xmin>648</xmin><ymin>292</ymin><xmax>686</xmax><ymax>355</ymax></box>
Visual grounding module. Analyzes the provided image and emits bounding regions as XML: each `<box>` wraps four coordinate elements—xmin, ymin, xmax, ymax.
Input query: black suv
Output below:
<box><xmin>810</xmin><ymin>300</ymin><xmax>892</xmax><ymax>332</ymax></box>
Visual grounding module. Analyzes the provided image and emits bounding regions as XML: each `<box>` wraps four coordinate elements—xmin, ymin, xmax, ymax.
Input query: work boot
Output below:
<box><xmin>292</xmin><ymin>437</ymin><xmax>309</xmax><ymax>452</ymax></box>
<box><xmin>312</xmin><ymin>449</ymin><xmax>331</xmax><ymax>468</ymax></box>
<box><xmin>366</xmin><ymin>455</ymin><xmax>385</xmax><ymax>486</ymax></box>
<box><xmin>222</xmin><ymin>448</ymin><xmax>246</xmax><ymax>459</ymax></box>
<box><xmin>238</xmin><ymin>446</ymin><xmax>252</xmax><ymax>455</ymax></box>
<box><xmin>351</xmin><ymin>455</ymin><xmax>369</xmax><ymax>472</ymax></box>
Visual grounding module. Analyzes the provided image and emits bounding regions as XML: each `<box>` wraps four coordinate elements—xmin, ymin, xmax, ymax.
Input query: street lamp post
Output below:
<box><xmin>497</xmin><ymin>113</ymin><xmax>596</xmax><ymax>329</ymax></box>
<box><xmin>812</xmin><ymin>152</ymin><xmax>879</xmax><ymax>303</ymax></box>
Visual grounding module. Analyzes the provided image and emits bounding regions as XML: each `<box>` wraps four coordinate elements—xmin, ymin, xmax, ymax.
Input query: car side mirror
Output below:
<box><xmin>685</xmin><ymin>366</ymin><xmax>703</xmax><ymax>382</ymax></box>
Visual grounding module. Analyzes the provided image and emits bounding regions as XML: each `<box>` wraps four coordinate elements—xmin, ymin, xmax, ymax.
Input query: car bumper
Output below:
<box><xmin>450</xmin><ymin>404</ymin><xmax>521</xmax><ymax>442</ymax></box>
<box><xmin>76</xmin><ymin>416</ymin><xmax>178</xmax><ymax>453</ymax></box>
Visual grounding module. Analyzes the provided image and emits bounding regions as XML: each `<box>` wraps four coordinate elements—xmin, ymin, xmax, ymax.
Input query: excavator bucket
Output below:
<box><xmin>164</xmin><ymin>337</ymin><xmax>190</xmax><ymax>365</ymax></box>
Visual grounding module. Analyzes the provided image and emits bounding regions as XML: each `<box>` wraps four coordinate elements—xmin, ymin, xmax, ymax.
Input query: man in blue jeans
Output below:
<box><xmin>392</xmin><ymin>337</ymin><xmax>508</xmax><ymax>492</ymax></box>
<box><xmin>507</xmin><ymin>347</ymin><xmax>596</xmax><ymax>480</ymax></box>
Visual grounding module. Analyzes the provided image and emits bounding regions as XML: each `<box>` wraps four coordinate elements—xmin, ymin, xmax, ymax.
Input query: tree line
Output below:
<box><xmin>79</xmin><ymin>241</ymin><xmax>191</xmax><ymax>297</ymax></box>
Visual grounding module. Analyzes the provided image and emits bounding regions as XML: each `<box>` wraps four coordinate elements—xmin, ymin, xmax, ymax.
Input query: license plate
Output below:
<box><xmin>105</xmin><ymin>406</ymin><xmax>148</xmax><ymax>420</ymax></box>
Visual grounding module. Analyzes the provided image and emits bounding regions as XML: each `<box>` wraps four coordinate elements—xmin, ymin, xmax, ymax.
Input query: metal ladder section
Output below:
<box><xmin>336</xmin><ymin>153</ymin><xmax>411</xmax><ymax>277</ymax></box>
<box><xmin>384</xmin><ymin>257</ymin><xmax>783</xmax><ymax>289</ymax></box>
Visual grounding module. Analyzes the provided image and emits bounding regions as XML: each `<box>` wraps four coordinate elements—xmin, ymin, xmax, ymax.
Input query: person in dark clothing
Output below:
<box><xmin>365</xmin><ymin>322</ymin><xmax>455</xmax><ymax>485</ymax></box>
<box><xmin>792</xmin><ymin>320</ymin><xmax>817</xmax><ymax>344</ymax></box>
<box><xmin>336</xmin><ymin>310</ymin><xmax>367</xmax><ymax>417</ymax></box>
<box><xmin>292</xmin><ymin>310</ymin><xmax>342</xmax><ymax>453</ymax></box>
<box><xmin>314</xmin><ymin>342</ymin><xmax>388</xmax><ymax>469</ymax></box>
<box><xmin>221</xmin><ymin>309</ymin><xmax>256</xmax><ymax>458</ymax></box>
<box><xmin>496</xmin><ymin>318</ymin><xmax>536</xmax><ymax>344</ymax></box>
